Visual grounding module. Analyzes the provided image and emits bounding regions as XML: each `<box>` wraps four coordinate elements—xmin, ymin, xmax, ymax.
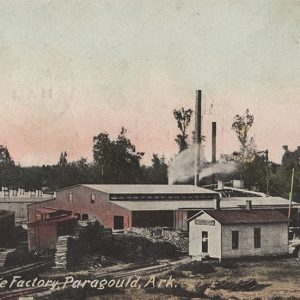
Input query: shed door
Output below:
<box><xmin>202</xmin><ymin>231</ymin><xmax>208</xmax><ymax>253</ymax></box>
<box><xmin>114</xmin><ymin>216</ymin><xmax>124</xmax><ymax>230</ymax></box>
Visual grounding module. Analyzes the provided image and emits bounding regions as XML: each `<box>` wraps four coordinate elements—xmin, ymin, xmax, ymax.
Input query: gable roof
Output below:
<box><xmin>81</xmin><ymin>184</ymin><xmax>219</xmax><ymax>195</ymax></box>
<box><xmin>188</xmin><ymin>209</ymin><xmax>289</xmax><ymax>224</ymax></box>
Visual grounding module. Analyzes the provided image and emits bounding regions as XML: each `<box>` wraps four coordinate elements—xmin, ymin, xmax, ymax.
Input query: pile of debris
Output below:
<box><xmin>128</xmin><ymin>227</ymin><xmax>188</xmax><ymax>252</ymax></box>
<box><xmin>78</xmin><ymin>254</ymin><xmax>117</xmax><ymax>269</ymax></box>
<box><xmin>210</xmin><ymin>278</ymin><xmax>259</xmax><ymax>291</ymax></box>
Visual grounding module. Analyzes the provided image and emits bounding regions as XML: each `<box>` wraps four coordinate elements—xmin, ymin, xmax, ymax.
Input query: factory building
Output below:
<box><xmin>27</xmin><ymin>184</ymin><xmax>220</xmax><ymax>230</ymax></box>
<box><xmin>27</xmin><ymin>184</ymin><xmax>300</xmax><ymax>231</ymax></box>
<box><xmin>188</xmin><ymin>203</ymin><xmax>289</xmax><ymax>260</ymax></box>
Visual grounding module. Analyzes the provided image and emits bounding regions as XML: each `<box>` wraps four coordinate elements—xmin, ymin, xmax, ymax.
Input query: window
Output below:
<box><xmin>254</xmin><ymin>228</ymin><xmax>261</xmax><ymax>248</ymax></box>
<box><xmin>90</xmin><ymin>194</ymin><xmax>95</xmax><ymax>204</ymax></box>
<box><xmin>232</xmin><ymin>231</ymin><xmax>239</xmax><ymax>249</ymax></box>
<box><xmin>68</xmin><ymin>193</ymin><xmax>73</xmax><ymax>202</ymax></box>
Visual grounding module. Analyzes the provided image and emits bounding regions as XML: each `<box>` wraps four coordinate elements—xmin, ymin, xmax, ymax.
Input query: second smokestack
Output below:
<box><xmin>212</xmin><ymin>122</ymin><xmax>216</xmax><ymax>163</ymax></box>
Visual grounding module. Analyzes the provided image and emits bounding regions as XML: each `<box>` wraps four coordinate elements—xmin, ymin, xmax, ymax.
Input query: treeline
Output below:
<box><xmin>1</xmin><ymin>108</ymin><xmax>299</xmax><ymax>202</ymax></box>
<box><xmin>219</xmin><ymin>109</ymin><xmax>300</xmax><ymax>201</ymax></box>
<box><xmin>0</xmin><ymin>128</ymin><xmax>168</xmax><ymax>191</ymax></box>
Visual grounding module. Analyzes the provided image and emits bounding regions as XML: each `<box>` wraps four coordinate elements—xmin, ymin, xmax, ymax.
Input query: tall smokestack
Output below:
<box><xmin>194</xmin><ymin>90</ymin><xmax>202</xmax><ymax>186</ymax></box>
<box><xmin>195</xmin><ymin>90</ymin><xmax>202</xmax><ymax>144</ymax></box>
<box><xmin>212</xmin><ymin>122</ymin><xmax>216</xmax><ymax>163</ymax></box>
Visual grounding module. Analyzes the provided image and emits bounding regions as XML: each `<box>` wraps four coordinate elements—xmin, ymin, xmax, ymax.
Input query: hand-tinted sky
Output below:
<box><xmin>0</xmin><ymin>1</ymin><xmax>299</xmax><ymax>166</ymax></box>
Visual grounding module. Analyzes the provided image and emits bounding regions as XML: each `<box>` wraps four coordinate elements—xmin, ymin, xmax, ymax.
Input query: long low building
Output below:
<box><xmin>27</xmin><ymin>184</ymin><xmax>300</xmax><ymax>231</ymax></box>
<box><xmin>27</xmin><ymin>184</ymin><xmax>220</xmax><ymax>229</ymax></box>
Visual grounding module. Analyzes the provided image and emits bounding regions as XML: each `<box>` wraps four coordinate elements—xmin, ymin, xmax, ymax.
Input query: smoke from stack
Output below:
<box><xmin>168</xmin><ymin>144</ymin><xmax>237</xmax><ymax>184</ymax></box>
<box><xmin>168</xmin><ymin>144</ymin><xmax>205</xmax><ymax>185</ymax></box>
<box><xmin>198</xmin><ymin>162</ymin><xmax>237</xmax><ymax>182</ymax></box>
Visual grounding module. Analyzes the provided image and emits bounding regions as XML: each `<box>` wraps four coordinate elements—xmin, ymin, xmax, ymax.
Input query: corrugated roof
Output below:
<box><xmin>27</xmin><ymin>215</ymin><xmax>76</xmax><ymax>225</ymax></box>
<box><xmin>35</xmin><ymin>207</ymin><xmax>59</xmax><ymax>214</ymax></box>
<box><xmin>189</xmin><ymin>209</ymin><xmax>289</xmax><ymax>224</ymax></box>
<box><xmin>112</xmin><ymin>196</ymin><xmax>296</xmax><ymax>211</ymax></box>
<box><xmin>81</xmin><ymin>184</ymin><xmax>218</xmax><ymax>195</ymax></box>
<box><xmin>220</xmin><ymin>197</ymin><xmax>299</xmax><ymax>207</ymax></box>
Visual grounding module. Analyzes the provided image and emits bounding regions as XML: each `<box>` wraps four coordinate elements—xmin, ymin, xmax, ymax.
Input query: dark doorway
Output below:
<box><xmin>202</xmin><ymin>231</ymin><xmax>208</xmax><ymax>253</ymax></box>
<box><xmin>114</xmin><ymin>216</ymin><xmax>124</xmax><ymax>230</ymax></box>
<box><xmin>82</xmin><ymin>214</ymin><xmax>89</xmax><ymax>221</ymax></box>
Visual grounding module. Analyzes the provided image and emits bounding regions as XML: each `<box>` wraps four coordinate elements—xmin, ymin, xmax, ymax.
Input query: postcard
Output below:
<box><xmin>0</xmin><ymin>1</ymin><xmax>299</xmax><ymax>299</ymax></box>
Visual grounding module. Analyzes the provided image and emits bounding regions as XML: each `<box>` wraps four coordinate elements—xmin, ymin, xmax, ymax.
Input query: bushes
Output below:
<box><xmin>100</xmin><ymin>234</ymin><xmax>179</xmax><ymax>263</ymax></box>
<box><xmin>176</xmin><ymin>261</ymin><xmax>215</xmax><ymax>275</ymax></box>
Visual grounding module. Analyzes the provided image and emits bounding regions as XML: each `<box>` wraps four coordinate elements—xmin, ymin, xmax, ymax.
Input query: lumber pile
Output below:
<box><xmin>128</xmin><ymin>227</ymin><xmax>188</xmax><ymax>252</ymax></box>
<box><xmin>53</xmin><ymin>235</ymin><xmax>70</xmax><ymax>270</ymax></box>
<box><xmin>210</xmin><ymin>278</ymin><xmax>259</xmax><ymax>291</ymax></box>
<box><xmin>0</xmin><ymin>249</ymin><xmax>15</xmax><ymax>268</ymax></box>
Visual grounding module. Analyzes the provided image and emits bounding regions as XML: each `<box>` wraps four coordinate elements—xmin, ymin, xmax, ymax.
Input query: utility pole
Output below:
<box><xmin>288</xmin><ymin>168</ymin><xmax>295</xmax><ymax>221</ymax></box>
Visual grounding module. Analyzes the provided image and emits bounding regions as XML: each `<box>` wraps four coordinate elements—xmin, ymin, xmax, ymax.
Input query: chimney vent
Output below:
<box><xmin>246</xmin><ymin>200</ymin><xmax>252</xmax><ymax>211</ymax></box>
<box><xmin>214</xmin><ymin>198</ymin><xmax>221</xmax><ymax>210</ymax></box>
<box><xmin>217</xmin><ymin>180</ymin><xmax>224</xmax><ymax>189</ymax></box>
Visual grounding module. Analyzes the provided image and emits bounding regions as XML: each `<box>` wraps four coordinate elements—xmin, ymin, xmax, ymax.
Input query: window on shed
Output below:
<box><xmin>68</xmin><ymin>193</ymin><xmax>73</xmax><ymax>202</ymax></box>
<box><xmin>232</xmin><ymin>231</ymin><xmax>239</xmax><ymax>249</ymax></box>
<box><xmin>254</xmin><ymin>228</ymin><xmax>261</xmax><ymax>248</ymax></box>
<box><xmin>91</xmin><ymin>194</ymin><xmax>95</xmax><ymax>204</ymax></box>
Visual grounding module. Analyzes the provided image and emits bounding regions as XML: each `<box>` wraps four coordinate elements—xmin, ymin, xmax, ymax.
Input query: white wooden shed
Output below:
<box><xmin>188</xmin><ymin>207</ymin><xmax>289</xmax><ymax>260</ymax></box>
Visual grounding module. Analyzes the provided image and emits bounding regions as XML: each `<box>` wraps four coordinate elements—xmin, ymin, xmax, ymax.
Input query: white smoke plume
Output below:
<box><xmin>168</xmin><ymin>145</ymin><xmax>237</xmax><ymax>184</ymax></box>
<box><xmin>168</xmin><ymin>144</ymin><xmax>206</xmax><ymax>184</ymax></box>
<box><xmin>198</xmin><ymin>162</ymin><xmax>237</xmax><ymax>182</ymax></box>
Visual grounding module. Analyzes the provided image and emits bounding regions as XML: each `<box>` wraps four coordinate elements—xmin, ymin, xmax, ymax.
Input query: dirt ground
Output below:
<box><xmin>87</xmin><ymin>257</ymin><xmax>300</xmax><ymax>300</ymax></box>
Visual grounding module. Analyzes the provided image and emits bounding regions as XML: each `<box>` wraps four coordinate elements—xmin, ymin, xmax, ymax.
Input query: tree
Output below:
<box><xmin>173</xmin><ymin>107</ymin><xmax>193</xmax><ymax>153</ymax></box>
<box><xmin>93</xmin><ymin>127</ymin><xmax>144</xmax><ymax>183</ymax></box>
<box><xmin>0</xmin><ymin>145</ymin><xmax>14</xmax><ymax>167</ymax></box>
<box><xmin>0</xmin><ymin>145</ymin><xmax>16</xmax><ymax>187</ymax></box>
<box><xmin>58</xmin><ymin>151</ymin><xmax>68</xmax><ymax>166</ymax></box>
<box><xmin>232</xmin><ymin>109</ymin><xmax>256</xmax><ymax>162</ymax></box>
<box><xmin>141</xmin><ymin>154</ymin><xmax>168</xmax><ymax>184</ymax></box>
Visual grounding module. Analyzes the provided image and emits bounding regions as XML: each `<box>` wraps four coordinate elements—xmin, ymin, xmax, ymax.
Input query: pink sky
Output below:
<box><xmin>0</xmin><ymin>1</ymin><xmax>299</xmax><ymax>166</ymax></box>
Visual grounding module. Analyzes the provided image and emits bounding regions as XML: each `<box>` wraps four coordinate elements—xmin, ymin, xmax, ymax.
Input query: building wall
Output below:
<box><xmin>132</xmin><ymin>210</ymin><xmax>173</xmax><ymax>227</ymax></box>
<box><xmin>27</xmin><ymin>222</ymin><xmax>57</xmax><ymax>251</ymax></box>
<box><xmin>27</xmin><ymin>186</ymin><xmax>132</xmax><ymax>229</ymax></box>
<box><xmin>0</xmin><ymin>211</ymin><xmax>15</xmax><ymax>248</ymax></box>
<box><xmin>0</xmin><ymin>197</ymin><xmax>54</xmax><ymax>223</ymax></box>
<box><xmin>189</xmin><ymin>213</ymin><xmax>222</xmax><ymax>259</ymax></box>
<box><xmin>221</xmin><ymin>223</ymin><xmax>288</xmax><ymax>258</ymax></box>
<box><xmin>174</xmin><ymin>211</ymin><xmax>188</xmax><ymax>231</ymax></box>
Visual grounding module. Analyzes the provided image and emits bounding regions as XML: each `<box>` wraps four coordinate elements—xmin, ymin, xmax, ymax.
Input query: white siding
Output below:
<box><xmin>221</xmin><ymin>223</ymin><xmax>288</xmax><ymax>258</ymax></box>
<box><xmin>189</xmin><ymin>212</ymin><xmax>222</xmax><ymax>259</ymax></box>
